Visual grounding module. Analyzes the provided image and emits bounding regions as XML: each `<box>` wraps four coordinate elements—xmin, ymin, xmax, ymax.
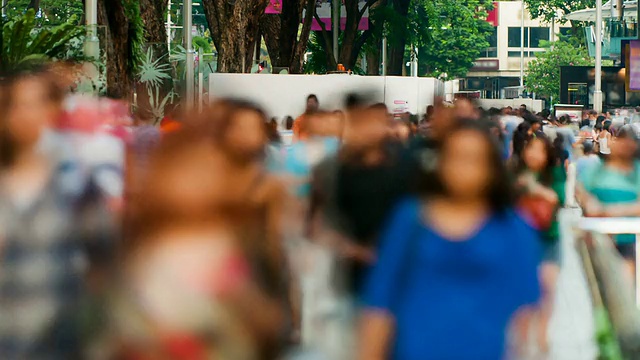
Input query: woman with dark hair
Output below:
<box><xmin>268</xmin><ymin>117</ymin><xmax>282</xmax><ymax>144</ymax></box>
<box><xmin>511</xmin><ymin>121</ymin><xmax>532</xmax><ymax>163</ymax></box>
<box><xmin>515</xmin><ymin>135</ymin><xmax>566</xmax><ymax>354</ymax></box>
<box><xmin>359</xmin><ymin>120</ymin><xmax>541</xmax><ymax>360</ymax></box>
<box><xmin>579</xmin><ymin>125</ymin><xmax>640</xmax><ymax>279</ymax></box>
<box><xmin>597</xmin><ymin>120</ymin><xmax>612</xmax><ymax>159</ymax></box>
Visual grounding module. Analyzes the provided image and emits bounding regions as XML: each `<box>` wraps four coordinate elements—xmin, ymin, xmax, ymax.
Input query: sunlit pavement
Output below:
<box><xmin>548</xmin><ymin>208</ymin><xmax>598</xmax><ymax>359</ymax></box>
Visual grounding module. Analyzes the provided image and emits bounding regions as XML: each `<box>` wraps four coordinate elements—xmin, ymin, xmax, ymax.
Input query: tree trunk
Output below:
<box><xmin>261</xmin><ymin>0</ymin><xmax>315</xmax><ymax>73</ymax></box>
<box><xmin>202</xmin><ymin>0</ymin><xmax>269</xmax><ymax>73</ymax></box>
<box><xmin>366</xmin><ymin>38</ymin><xmax>381</xmax><ymax>75</ymax></box>
<box><xmin>314</xmin><ymin>0</ymin><xmax>378</xmax><ymax>72</ymax></box>
<box><xmin>139</xmin><ymin>0</ymin><xmax>168</xmax><ymax>50</ymax></box>
<box><xmin>387</xmin><ymin>0</ymin><xmax>409</xmax><ymax>76</ymax></box>
<box><xmin>27</xmin><ymin>0</ymin><xmax>40</xmax><ymax>10</ymax></box>
<box><xmin>98</xmin><ymin>0</ymin><xmax>134</xmax><ymax>99</ymax></box>
<box><xmin>338</xmin><ymin>0</ymin><xmax>362</xmax><ymax>70</ymax></box>
<box><xmin>260</xmin><ymin>0</ymin><xmax>298</xmax><ymax>67</ymax></box>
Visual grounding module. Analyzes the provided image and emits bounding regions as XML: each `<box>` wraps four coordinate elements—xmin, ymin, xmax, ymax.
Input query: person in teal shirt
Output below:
<box><xmin>578</xmin><ymin>126</ymin><xmax>640</xmax><ymax>277</ymax></box>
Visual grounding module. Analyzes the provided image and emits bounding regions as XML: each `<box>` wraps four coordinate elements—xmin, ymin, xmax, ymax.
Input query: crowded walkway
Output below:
<box><xmin>0</xmin><ymin>66</ymin><xmax>639</xmax><ymax>359</ymax></box>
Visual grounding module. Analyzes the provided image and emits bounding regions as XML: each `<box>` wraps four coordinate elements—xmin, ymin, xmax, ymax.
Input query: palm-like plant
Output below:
<box><xmin>1</xmin><ymin>9</ymin><xmax>83</xmax><ymax>72</ymax></box>
<box><xmin>137</xmin><ymin>46</ymin><xmax>176</xmax><ymax>124</ymax></box>
<box><xmin>138</xmin><ymin>47</ymin><xmax>172</xmax><ymax>89</ymax></box>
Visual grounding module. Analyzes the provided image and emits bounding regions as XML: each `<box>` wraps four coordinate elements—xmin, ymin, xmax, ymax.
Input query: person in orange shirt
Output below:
<box><xmin>293</xmin><ymin>94</ymin><xmax>319</xmax><ymax>142</ymax></box>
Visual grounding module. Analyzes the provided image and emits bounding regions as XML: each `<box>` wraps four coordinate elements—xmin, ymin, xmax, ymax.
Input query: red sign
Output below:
<box><xmin>266</xmin><ymin>0</ymin><xmax>282</xmax><ymax>14</ymax></box>
<box><xmin>486</xmin><ymin>2</ymin><xmax>498</xmax><ymax>26</ymax></box>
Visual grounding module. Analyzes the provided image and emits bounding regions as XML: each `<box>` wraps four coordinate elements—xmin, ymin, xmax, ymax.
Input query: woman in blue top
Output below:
<box><xmin>360</xmin><ymin>120</ymin><xmax>541</xmax><ymax>360</ymax></box>
<box><xmin>578</xmin><ymin>125</ymin><xmax>640</xmax><ymax>278</ymax></box>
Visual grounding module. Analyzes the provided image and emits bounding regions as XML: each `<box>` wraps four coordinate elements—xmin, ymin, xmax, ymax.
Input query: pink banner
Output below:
<box><xmin>629</xmin><ymin>40</ymin><xmax>640</xmax><ymax>90</ymax></box>
<box><xmin>307</xmin><ymin>0</ymin><xmax>369</xmax><ymax>31</ymax></box>
<box><xmin>266</xmin><ymin>0</ymin><xmax>282</xmax><ymax>14</ymax></box>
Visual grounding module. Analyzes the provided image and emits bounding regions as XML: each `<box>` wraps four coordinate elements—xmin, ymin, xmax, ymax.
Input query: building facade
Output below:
<box><xmin>463</xmin><ymin>1</ymin><xmax>571</xmax><ymax>99</ymax></box>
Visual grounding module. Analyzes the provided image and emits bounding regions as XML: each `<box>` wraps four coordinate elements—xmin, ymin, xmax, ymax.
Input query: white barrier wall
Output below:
<box><xmin>208</xmin><ymin>74</ymin><xmax>444</xmax><ymax>119</ymax></box>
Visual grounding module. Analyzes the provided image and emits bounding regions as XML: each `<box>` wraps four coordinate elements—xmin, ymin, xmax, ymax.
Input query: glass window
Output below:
<box><xmin>508</xmin><ymin>51</ymin><xmax>537</xmax><ymax>57</ymax></box>
<box><xmin>481</xmin><ymin>27</ymin><xmax>498</xmax><ymax>58</ymax></box>
<box><xmin>530</xmin><ymin>27</ymin><xmax>550</xmax><ymax>48</ymax></box>
<box><xmin>508</xmin><ymin>27</ymin><xmax>523</xmax><ymax>47</ymax></box>
<box><xmin>559</xmin><ymin>27</ymin><xmax>572</xmax><ymax>38</ymax></box>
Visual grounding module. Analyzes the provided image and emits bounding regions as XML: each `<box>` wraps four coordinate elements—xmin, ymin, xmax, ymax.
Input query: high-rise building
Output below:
<box><xmin>463</xmin><ymin>1</ymin><xmax>571</xmax><ymax>100</ymax></box>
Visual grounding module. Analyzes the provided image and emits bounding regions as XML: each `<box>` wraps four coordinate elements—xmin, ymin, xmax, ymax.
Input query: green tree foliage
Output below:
<box><xmin>525</xmin><ymin>40</ymin><xmax>593</xmax><ymax>102</ymax></box>
<box><xmin>4</xmin><ymin>0</ymin><xmax>84</xmax><ymax>26</ymax></box>
<box><xmin>305</xmin><ymin>0</ymin><xmax>492</xmax><ymax>77</ymax></box>
<box><xmin>304</xmin><ymin>32</ymin><xmax>364</xmax><ymax>74</ymax></box>
<box><xmin>1</xmin><ymin>8</ymin><xmax>82</xmax><ymax>72</ymax></box>
<box><xmin>193</xmin><ymin>36</ymin><xmax>213</xmax><ymax>54</ymax></box>
<box><xmin>415</xmin><ymin>0</ymin><xmax>493</xmax><ymax>79</ymax></box>
<box><xmin>523</xmin><ymin>0</ymin><xmax>594</xmax><ymax>24</ymax></box>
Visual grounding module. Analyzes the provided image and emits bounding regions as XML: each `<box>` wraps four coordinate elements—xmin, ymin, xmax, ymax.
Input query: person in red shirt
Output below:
<box><xmin>293</xmin><ymin>94</ymin><xmax>319</xmax><ymax>142</ymax></box>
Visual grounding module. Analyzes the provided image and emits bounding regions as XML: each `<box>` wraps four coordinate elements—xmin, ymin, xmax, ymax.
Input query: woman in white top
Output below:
<box><xmin>597</xmin><ymin>122</ymin><xmax>612</xmax><ymax>159</ymax></box>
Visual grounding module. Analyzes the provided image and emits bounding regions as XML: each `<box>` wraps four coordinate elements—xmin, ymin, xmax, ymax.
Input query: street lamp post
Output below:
<box><xmin>84</xmin><ymin>0</ymin><xmax>99</xmax><ymax>59</ymax></box>
<box><xmin>594</xmin><ymin>0</ymin><xmax>603</xmax><ymax>113</ymax></box>
<box><xmin>332</xmin><ymin>0</ymin><xmax>339</xmax><ymax>64</ymax></box>
<box><xmin>84</xmin><ymin>0</ymin><xmax>100</xmax><ymax>93</ymax></box>
<box><xmin>184</xmin><ymin>0</ymin><xmax>195</xmax><ymax>111</ymax></box>
<box><xmin>381</xmin><ymin>36</ymin><xmax>387</xmax><ymax>76</ymax></box>
<box><xmin>520</xmin><ymin>0</ymin><xmax>525</xmax><ymax>93</ymax></box>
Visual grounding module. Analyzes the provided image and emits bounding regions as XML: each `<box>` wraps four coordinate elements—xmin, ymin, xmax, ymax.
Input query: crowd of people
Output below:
<box><xmin>1</xmin><ymin>66</ymin><xmax>639</xmax><ymax>360</ymax></box>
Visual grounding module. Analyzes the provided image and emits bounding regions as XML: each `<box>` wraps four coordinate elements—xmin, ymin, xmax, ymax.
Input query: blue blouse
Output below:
<box><xmin>363</xmin><ymin>198</ymin><xmax>541</xmax><ymax>360</ymax></box>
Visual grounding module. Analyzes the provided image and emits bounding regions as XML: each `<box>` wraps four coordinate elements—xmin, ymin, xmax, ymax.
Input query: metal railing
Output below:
<box><xmin>574</xmin><ymin>217</ymin><xmax>640</xmax><ymax>358</ymax></box>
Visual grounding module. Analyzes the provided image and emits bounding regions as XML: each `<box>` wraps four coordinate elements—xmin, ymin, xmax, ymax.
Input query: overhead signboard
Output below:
<box><xmin>471</xmin><ymin>59</ymin><xmax>499</xmax><ymax>71</ymax></box>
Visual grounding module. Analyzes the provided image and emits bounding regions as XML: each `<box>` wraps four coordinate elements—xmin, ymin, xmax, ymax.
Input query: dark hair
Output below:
<box><xmin>523</xmin><ymin>111</ymin><xmax>540</xmax><ymax>125</ymax></box>
<box><xmin>603</xmin><ymin>120</ymin><xmax>612</xmax><ymax>132</ymax></box>
<box><xmin>420</xmin><ymin>120</ymin><xmax>513</xmax><ymax>212</ymax></box>
<box><xmin>284</xmin><ymin>116</ymin><xmax>294</xmax><ymax>130</ymax></box>
<box><xmin>580</xmin><ymin>119</ymin><xmax>590</xmax><ymax>128</ymax></box>
<box><xmin>596</xmin><ymin>115</ymin><xmax>606</xmax><ymax>124</ymax></box>
<box><xmin>540</xmin><ymin>109</ymin><xmax>551</xmax><ymax>119</ymax></box>
<box><xmin>307</xmin><ymin>94</ymin><xmax>318</xmax><ymax>102</ymax></box>
<box><xmin>582</xmin><ymin>140</ymin><xmax>594</xmax><ymax>154</ymax></box>
<box><xmin>518</xmin><ymin>136</ymin><xmax>557</xmax><ymax>186</ymax></box>
<box><xmin>512</xmin><ymin>121</ymin><xmax>531</xmax><ymax>158</ymax></box>
<box><xmin>595</xmin><ymin>122</ymin><xmax>603</xmax><ymax>131</ymax></box>
<box><xmin>267</xmin><ymin>118</ymin><xmax>281</xmax><ymax>144</ymax></box>
<box><xmin>553</xmin><ymin>133</ymin><xmax>568</xmax><ymax>165</ymax></box>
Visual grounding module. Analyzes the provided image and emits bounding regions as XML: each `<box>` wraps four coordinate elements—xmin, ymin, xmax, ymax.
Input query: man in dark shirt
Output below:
<box><xmin>312</xmin><ymin>103</ymin><xmax>410</xmax><ymax>292</ymax></box>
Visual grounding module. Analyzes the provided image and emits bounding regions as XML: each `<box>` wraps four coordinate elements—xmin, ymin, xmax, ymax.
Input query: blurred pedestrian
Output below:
<box><xmin>118</xmin><ymin>130</ymin><xmax>284</xmax><ymax>359</ymax></box>
<box><xmin>578</xmin><ymin>126</ymin><xmax>640</xmax><ymax>279</ymax></box>
<box><xmin>359</xmin><ymin>120</ymin><xmax>541</xmax><ymax>359</ymax></box>
<box><xmin>597</xmin><ymin>120</ymin><xmax>612</xmax><ymax>160</ymax></box>
<box><xmin>0</xmin><ymin>70</ymin><xmax>113</xmax><ymax>359</ymax></box>
<box><xmin>515</xmin><ymin>136</ymin><xmax>566</xmax><ymax>354</ymax></box>
<box><xmin>293</xmin><ymin>95</ymin><xmax>319</xmax><ymax>142</ymax></box>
